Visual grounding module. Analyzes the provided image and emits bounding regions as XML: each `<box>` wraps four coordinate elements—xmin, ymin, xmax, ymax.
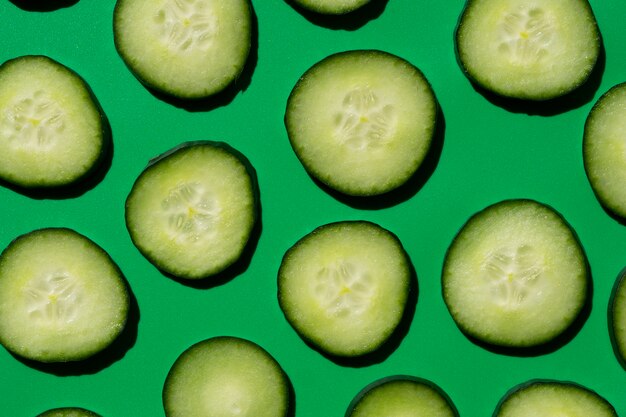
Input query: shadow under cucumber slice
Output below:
<box><xmin>286</xmin><ymin>0</ymin><xmax>372</xmax><ymax>15</ymax></box>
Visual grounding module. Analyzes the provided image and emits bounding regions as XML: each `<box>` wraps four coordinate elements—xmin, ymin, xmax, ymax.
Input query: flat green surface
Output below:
<box><xmin>0</xmin><ymin>0</ymin><xmax>625</xmax><ymax>416</ymax></box>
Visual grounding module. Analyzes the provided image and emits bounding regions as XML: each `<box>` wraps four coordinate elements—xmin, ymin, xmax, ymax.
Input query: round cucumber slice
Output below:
<box><xmin>36</xmin><ymin>408</ymin><xmax>102</xmax><ymax>417</ymax></box>
<box><xmin>609</xmin><ymin>268</ymin><xmax>626</xmax><ymax>367</ymax></box>
<box><xmin>163</xmin><ymin>336</ymin><xmax>290</xmax><ymax>417</ymax></box>
<box><xmin>583</xmin><ymin>82</ymin><xmax>626</xmax><ymax>218</ymax></box>
<box><xmin>288</xmin><ymin>0</ymin><xmax>372</xmax><ymax>15</ymax></box>
<box><xmin>278</xmin><ymin>221</ymin><xmax>412</xmax><ymax>357</ymax></box>
<box><xmin>0</xmin><ymin>55</ymin><xmax>108</xmax><ymax>189</ymax></box>
<box><xmin>114</xmin><ymin>0</ymin><xmax>252</xmax><ymax>100</ymax></box>
<box><xmin>442</xmin><ymin>199</ymin><xmax>588</xmax><ymax>348</ymax></box>
<box><xmin>455</xmin><ymin>0</ymin><xmax>601</xmax><ymax>100</ymax></box>
<box><xmin>346</xmin><ymin>376</ymin><xmax>458</xmax><ymax>417</ymax></box>
<box><xmin>493</xmin><ymin>380</ymin><xmax>617</xmax><ymax>417</ymax></box>
<box><xmin>0</xmin><ymin>228</ymin><xmax>129</xmax><ymax>363</ymax></box>
<box><xmin>285</xmin><ymin>50</ymin><xmax>438</xmax><ymax>197</ymax></box>
<box><xmin>125</xmin><ymin>141</ymin><xmax>259</xmax><ymax>280</ymax></box>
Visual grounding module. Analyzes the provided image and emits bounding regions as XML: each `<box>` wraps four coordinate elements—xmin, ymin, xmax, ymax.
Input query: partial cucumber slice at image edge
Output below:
<box><xmin>583</xmin><ymin>82</ymin><xmax>626</xmax><ymax>219</ymax></box>
<box><xmin>285</xmin><ymin>49</ymin><xmax>438</xmax><ymax>197</ymax></box>
<box><xmin>493</xmin><ymin>380</ymin><xmax>618</xmax><ymax>417</ymax></box>
<box><xmin>125</xmin><ymin>140</ymin><xmax>260</xmax><ymax>281</ymax></box>
<box><xmin>0</xmin><ymin>228</ymin><xmax>130</xmax><ymax>363</ymax></box>
<box><xmin>0</xmin><ymin>55</ymin><xmax>110</xmax><ymax>190</ymax></box>
<box><xmin>162</xmin><ymin>336</ymin><xmax>291</xmax><ymax>417</ymax></box>
<box><xmin>346</xmin><ymin>375</ymin><xmax>458</xmax><ymax>417</ymax></box>
<box><xmin>113</xmin><ymin>0</ymin><xmax>253</xmax><ymax>100</ymax></box>
<box><xmin>442</xmin><ymin>199</ymin><xmax>589</xmax><ymax>350</ymax></box>
<box><xmin>286</xmin><ymin>0</ymin><xmax>373</xmax><ymax>15</ymax></box>
<box><xmin>455</xmin><ymin>0</ymin><xmax>601</xmax><ymax>101</ymax></box>
<box><xmin>36</xmin><ymin>407</ymin><xmax>103</xmax><ymax>417</ymax></box>
<box><xmin>278</xmin><ymin>220</ymin><xmax>414</xmax><ymax>359</ymax></box>
<box><xmin>609</xmin><ymin>267</ymin><xmax>626</xmax><ymax>369</ymax></box>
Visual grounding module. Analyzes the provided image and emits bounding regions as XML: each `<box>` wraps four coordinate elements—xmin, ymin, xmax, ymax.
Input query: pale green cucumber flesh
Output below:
<box><xmin>494</xmin><ymin>380</ymin><xmax>617</xmax><ymax>417</ymax></box>
<box><xmin>289</xmin><ymin>0</ymin><xmax>372</xmax><ymax>15</ymax></box>
<box><xmin>36</xmin><ymin>408</ymin><xmax>102</xmax><ymax>417</ymax></box>
<box><xmin>583</xmin><ymin>82</ymin><xmax>626</xmax><ymax>218</ymax></box>
<box><xmin>610</xmin><ymin>268</ymin><xmax>626</xmax><ymax>366</ymax></box>
<box><xmin>0</xmin><ymin>228</ymin><xmax>129</xmax><ymax>363</ymax></box>
<box><xmin>278</xmin><ymin>221</ymin><xmax>411</xmax><ymax>357</ymax></box>
<box><xmin>162</xmin><ymin>336</ymin><xmax>289</xmax><ymax>417</ymax></box>
<box><xmin>113</xmin><ymin>0</ymin><xmax>252</xmax><ymax>99</ymax></box>
<box><xmin>125</xmin><ymin>141</ymin><xmax>258</xmax><ymax>280</ymax></box>
<box><xmin>346</xmin><ymin>376</ymin><xmax>457</xmax><ymax>417</ymax></box>
<box><xmin>442</xmin><ymin>199</ymin><xmax>588</xmax><ymax>348</ymax></box>
<box><xmin>455</xmin><ymin>0</ymin><xmax>600</xmax><ymax>100</ymax></box>
<box><xmin>0</xmin><ymin>55</ymin><xmax>106</xmax><ymax>188</ymax></box>
<box><xmin>285</xmin><ymin>49</ymin><xmax>437</xmax><ymax>197</ymax></box>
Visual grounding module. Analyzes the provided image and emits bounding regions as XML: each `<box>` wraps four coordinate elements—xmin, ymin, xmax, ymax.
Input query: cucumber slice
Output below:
<box><xmin>346</xmin><ymin>376</ymin><xmax>458</xmax><ymax>417</ymax></box>
<box><xmin>288</xmin><ymin>0</ymin><xmax>372</xmax><ymax>15</ymax></box>
<box><xmin>162</xmin><ymin>336</ymin><xmax>290</xmax><ymax>417</ymax></box>
<box><xmin>442</xmin><ymin>199</ymin><xmax>588</xmax><ymax>348</ymax></box>
<box><xmin>285</xmin><ymin>50</ymin><xmax>437</xmax><ymax>197</ymax></box>
<box><xmin>0</xmin><ymin>228</ymin><xmax>129</xmax><ymax>363</ymax></box>
<box><xmin>37</xmin><ymin>408</ymin><xmax>102</xmax><ymax>417</ymax></box>
<box><xmin>125</xmin><ymin>141</ymin><xmax>259</xmax><ymax>280</ymax></box>
<box><xmin>583</xmin><ymin>82</ymin><xmax>626</xmax><ymax>218</ymax></box>
<box><xmin>0</xmin><ymin>55</ymin><xmax>108</xmax><ymax>189</ymax></box>
<box><xmin>455</xmin><ymin>0</ymin><xmax>601</xmax><ymax>100</ymax></box>
<box><xmin>113</xmin><ymin>0</ymin><xmax>252</xmax><ymax>100</ymax></box>
<box><xmin>493</xmin><ymin>380</ymin><xmax>617</xmax><ymax>417</ymax></box>
<box><xmin>278</xmin><ymin>221</ymin><xmax>412</xmax><ymax>357</ymax></box>
<box><xmin>609</xmin><ymin>268</ymin><xmax>626</xmax><ymax>367</ymax></box>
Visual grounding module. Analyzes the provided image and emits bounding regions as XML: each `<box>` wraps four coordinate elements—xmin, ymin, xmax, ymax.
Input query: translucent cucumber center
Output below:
<box><xmin>314</xmin><ymin>260</ymin><xmax>374</xmax><ymax>317</ymax></box>
<box><xmin>0</xmin><ymin>90</ymin><xmax>65</xmax><ymax>148</ymax></box>
<box><xmin>334</xmin><ymin>87</ymin><xmax>396</xmax><ymax>151</ymax></box>
<box><xmin>482</xmin><ymin>245</ymin><xmax>543</xmax><ymax>308</ymax></box>
<box><xmin>208</xmin><ymin>382</ymin><xmax>251</xmax><ymax>416</ymax></box>
<box><xmin>24</xmin><ymin>272</ymin><xmax>81</xmax><ymax>325</ymax></box>
<box><xmin>154</xmin><ymin>0</ymin><xmax>217</xmax><ymax>52</ymax></box>
<box><xmin>498</xmin><ymin>7</ymin><xmax>554</xmax><ymax>65</ymax></box>
<box><xmin>161</xmin><ymin>182</ymin><xmax>220</xmax><ymax>243</ymax></box>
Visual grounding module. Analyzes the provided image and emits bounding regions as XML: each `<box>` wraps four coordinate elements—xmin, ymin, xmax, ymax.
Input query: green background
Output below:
<box><xmin>0</xmin><ymin>0</ymin><xmax>625</xmax><ymax>416</ymax></box>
